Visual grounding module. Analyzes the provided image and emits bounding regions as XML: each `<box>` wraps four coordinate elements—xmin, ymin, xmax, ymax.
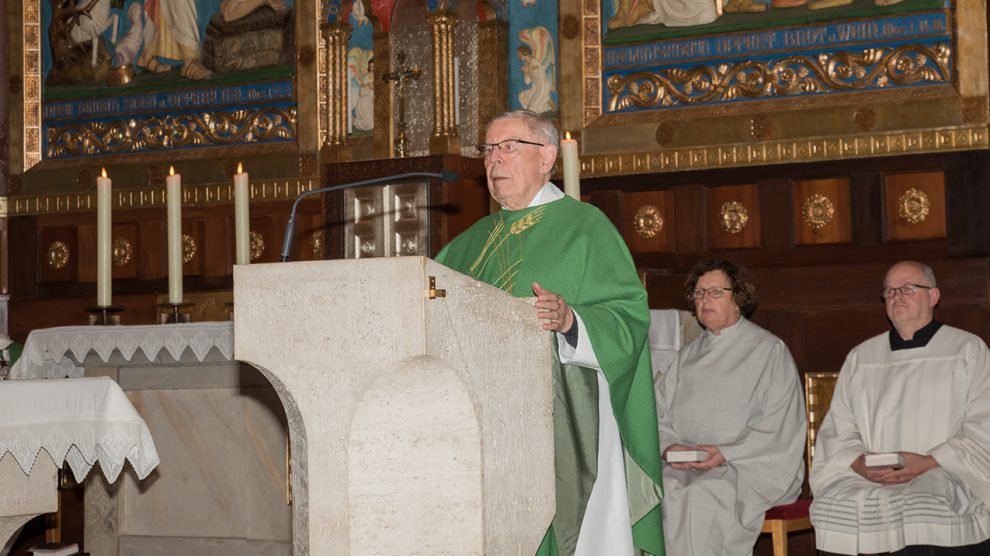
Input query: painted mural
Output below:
<box><xmin>600</xmin><ymin>0</ymin><xmax>952</xmax><ymax>114</ymax></box>
<box><xmin>346</xmin><ymin>0</ymin><xmax>375</xmax><ymax>134</ymax></box>
<box><xmin>508</xmin><ymin>0</ymin><xmax>558</xmax><ymax>116</ymax></box>
<box><xmin>41</xmin><ymin>0</ymin><xmax>297</xmax><ymax>159</ymax></box>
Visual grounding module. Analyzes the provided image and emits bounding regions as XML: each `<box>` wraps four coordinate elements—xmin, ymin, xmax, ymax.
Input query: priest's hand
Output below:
<box><xmin>533</xmin><ymin>282</ymin><xmax>575</xmax><ymax>333</ymax></box>
<box><xmin>851</xmin><ymin>452</ymin><xmax>939</xmax><ymax>484</ymax></box>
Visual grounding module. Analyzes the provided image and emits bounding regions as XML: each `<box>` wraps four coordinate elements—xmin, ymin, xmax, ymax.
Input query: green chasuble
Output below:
<box><xmin>436</xmin><ymin>195</ymin><xmax>665</xmax><ymax>556</ymax></box>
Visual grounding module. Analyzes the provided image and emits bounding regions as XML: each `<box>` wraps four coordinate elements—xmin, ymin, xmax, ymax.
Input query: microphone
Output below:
<box><xmin>279</xmin><ymin>172</ymin><xmax>460</xmax><ymax>262</ymax></box>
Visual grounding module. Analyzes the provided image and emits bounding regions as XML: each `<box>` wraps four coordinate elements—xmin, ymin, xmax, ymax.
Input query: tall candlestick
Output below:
<box><xmin>96</xmin><ymin>168</ymin><xmax>112</xmax><ymax>307</ymax></box>
<box><xmin>562</xmin><ymin>131</ymin><xmax>581</xmax><ymax>200</ymax></box>
<box><xmin>166</xmin><ymin>167</ymin><xmax>183</xmax><ymax>304</ymax></box>
<box><xmin>234</xmin><ymin>163</ymin><xmax>250</xmax><ymax>265</ymax></box>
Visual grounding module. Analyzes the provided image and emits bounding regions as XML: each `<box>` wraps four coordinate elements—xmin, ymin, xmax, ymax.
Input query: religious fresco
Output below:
<box><xmin>508</xmin><ymin>0</ymin><xmax>558</xmax><ymax>116</ymax></box>
<box><xmin>600</xmin><ymin>0</ymin><xmax>952</xmax><ymax>114</ymax></box>
<box><xmin>346</xmin><ymin>0</ymin><xmax>375</xmax><ymax>134</ymax></box>
<box><xmin>38</xmin><ymin>0</ymin><xmax>297</xmax><ymax>161</ymax></box>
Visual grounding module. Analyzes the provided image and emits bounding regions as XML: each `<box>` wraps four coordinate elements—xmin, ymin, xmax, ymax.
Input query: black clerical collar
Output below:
<box><xmin>889</xmin><ymin>319</ymin><xmax>942</xmax><ymax>351</ymax></box>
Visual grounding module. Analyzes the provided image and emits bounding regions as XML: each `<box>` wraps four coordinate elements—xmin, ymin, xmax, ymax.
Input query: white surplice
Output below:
<box><xmin>810</xmin><ymin>325</ymin><xmax>990</xmax><ymax>555</ymax></box>
<box><xmin>657</xmin><ymin>317</ymin><xmax>806</xmax><ymax>556</ymax></box>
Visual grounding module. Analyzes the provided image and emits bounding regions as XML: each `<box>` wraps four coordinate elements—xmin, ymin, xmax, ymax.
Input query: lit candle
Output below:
<box><xmin>166</xmin><ymin>166</ymin><xmax>183</xmax><ymax>304</ymax></box>
<box><xmin>234</xmin><ymin>163</ymin><xmax>250</xmax><ymax>265</ymax></box>
<box><xmin>96</xmin><ymin>168</ymin><xmax>112</xmax><ymax>307</ymax></box>
<box><xmin>562</xmin><ymin>131</ymin><xmax>581</xmax><ymax>200</ymax></box>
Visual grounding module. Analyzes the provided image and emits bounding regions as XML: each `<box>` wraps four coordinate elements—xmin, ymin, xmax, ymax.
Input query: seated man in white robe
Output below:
<box><xmin>810</xmin><ymin>261</ymin><xmax>990</xmax><ymax>556</ymax></box>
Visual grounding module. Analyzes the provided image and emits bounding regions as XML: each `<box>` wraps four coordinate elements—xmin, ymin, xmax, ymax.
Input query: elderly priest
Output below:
<box><xmin>436</xmin><ymin>110</ymin><xmax>665</xmax><ymax>556</ymax></box>
<box><xmin>810</xmin><ymin>261</ymin><xmax>990</xmax><ymax>556</ymax></box>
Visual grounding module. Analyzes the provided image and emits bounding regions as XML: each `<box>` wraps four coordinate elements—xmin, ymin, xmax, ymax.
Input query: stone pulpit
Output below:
<box><xmin>234</xmin><ymin>257</ymin><xmax>554</xmax><ymax>555</ymax></box>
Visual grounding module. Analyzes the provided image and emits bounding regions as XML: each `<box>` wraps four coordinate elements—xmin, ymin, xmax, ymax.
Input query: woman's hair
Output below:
<box><xmin>682</xmin><ymin>258</ymin><xmax>759</xmax><ymax>318</ymax></box>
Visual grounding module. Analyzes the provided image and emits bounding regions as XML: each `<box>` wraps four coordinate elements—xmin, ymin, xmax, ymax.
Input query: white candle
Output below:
<box><xmin>166</xmin><ymin>167</ymin><xmax>183</xmax><ymax>304</ymax></box>
<box><xmin>111</xmin><ymin>13</ymin><xmax>119</xmax><ymax>44</ymax></box>
<box><xmin>234</xmin><ymin>163</ymin><xmax>250</xmax><ymax>265</ymax></box>
<box><xmin>562</xmin><ymin>131</ymin><xmax>581</xmax><ymax>200</ymax></box>
<box><xmin>453</xmin><ymin>57</ymin><xmax>460</xmax><ymax>127</ymax></box>
<box><xmin>96</xmin><ymin>168</ymin><xmax>112</xmax><ymax>307</ymax></box>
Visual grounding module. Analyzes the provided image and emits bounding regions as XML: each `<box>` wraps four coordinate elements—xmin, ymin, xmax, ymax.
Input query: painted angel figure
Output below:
<box><xmin>517</xmin><ymin>26</ymin><xmax>556</xmax><ymax>114</ymax></box>
<box><xmin>347</xmin><ymin>47</ymin><xmax>375</xmax><ymax>131</ymax></box>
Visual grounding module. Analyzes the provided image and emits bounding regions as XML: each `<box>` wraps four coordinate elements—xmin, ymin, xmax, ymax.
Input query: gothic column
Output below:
<box><xmin>427</xmin><ymin>9</ymin><xmax>460</xmax><ymax>154</ymax></box>
<box><xmin>320</xmin><ymin>21</ymin><xmax>352</xmax><ymax>161</ymax></box>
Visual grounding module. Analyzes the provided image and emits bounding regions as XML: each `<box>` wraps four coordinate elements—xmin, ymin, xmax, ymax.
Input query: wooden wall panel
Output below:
<box><xmin>792</xmin><ymin>178</ymin><xmax>852</xmax><ymax>245</ymax></box>
<box><xmin>111</xmin><ymin>223</ymin><xmax>140</xmax><ymax>279</ymax></box>
<box><xmin>37</xmin><ymin>226</ymin><xmax>77</xmax><ymax>284</ymax></box>
<box><xmin>623</xmin><ymin>190</ymin><xmax>675</xmax><ymax>254</ymax></box>
<box><xmin>884</xmin><ymin>171</ymin><xmax>947</xmax><ymax>241</ymax></box>
<box><xmin>706</xmin><ymin>184</ymin><xmax>760</xmax><ymax>250</ymax></box>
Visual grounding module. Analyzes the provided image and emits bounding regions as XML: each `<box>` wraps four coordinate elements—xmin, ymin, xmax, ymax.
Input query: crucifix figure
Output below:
<box><xmin>382</xmin><ymin>51</ymin><xmax>422</xmax><ymax>158</ymax></box>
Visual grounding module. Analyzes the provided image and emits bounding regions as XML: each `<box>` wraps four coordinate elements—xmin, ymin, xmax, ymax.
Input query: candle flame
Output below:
<box><xmin>565</xmin><ymin>131</ymin><xmax>572</xmax><ymax>140</ymax></box>
<box><xmin>101</xmin><ymin>167</ymin><xmax>107</xmax><ymax>178</ymax></box>
<box><xmin>237</xmin><ymin>162</ymin><xmax>243</xmax><ymax>174</ymax></box>
<box><xmin>169</xmin><ymin>166</ymin><xmax>175</xmax><ymax>176</ymax></box>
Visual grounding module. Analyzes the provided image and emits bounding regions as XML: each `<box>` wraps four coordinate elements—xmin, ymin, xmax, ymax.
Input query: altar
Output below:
<box><xmin>0</xmin><ymin>377</ymin><xmax>159</xmax><ymax>556</ymax></box>
<box><xmin>9</xmin><ymin>322</ymin><xmax>290</xmax><ymax>556</ymax></box>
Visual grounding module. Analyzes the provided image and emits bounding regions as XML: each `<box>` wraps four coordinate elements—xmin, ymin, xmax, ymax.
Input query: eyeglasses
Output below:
<box><xmin>476</xmin><ymin>139</ymin><xmax>546</xmax><ymax>158</ymax></box>
<box><xmin>693</xmin><ymin>287</ymin><xmax>733</xmax><ymax>299</ymax></box>
<box><xmin>881</xmin><ymin>284</ymin><xmax>932</xmax><ymax>299</ymax></box>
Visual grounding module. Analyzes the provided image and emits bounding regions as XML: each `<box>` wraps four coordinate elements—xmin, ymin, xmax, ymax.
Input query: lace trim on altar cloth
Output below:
<box><xmin>0</xmin><ymin>378</ymin><xmax>160</xmax><ymax>482</ymax></box>
<box><xmin>9</xmin><ymin>322</ymin><xmax>234</xmax><ymax>379</ymax></box>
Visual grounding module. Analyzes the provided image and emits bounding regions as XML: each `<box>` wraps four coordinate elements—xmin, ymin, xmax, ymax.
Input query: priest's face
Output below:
<box><xmin>483</xmin><ymin>118</ymin><xmax>557</xmax><ymax>211</ymax></box>
<box><xmin>884</xmin><ymin>262</ymin><xmax>939</xmax><ymax>336</ymax></box>
<box><xmin>694</xmin><ymin>270</ymin><xmax>741</xmax><ymax>335</ymax></box>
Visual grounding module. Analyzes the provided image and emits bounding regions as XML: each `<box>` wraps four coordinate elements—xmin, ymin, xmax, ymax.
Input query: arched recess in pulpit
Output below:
<box><xmin>349</xmin><ymin>356</ymin><xmax>482</xmax><ymax>554</ymax></box>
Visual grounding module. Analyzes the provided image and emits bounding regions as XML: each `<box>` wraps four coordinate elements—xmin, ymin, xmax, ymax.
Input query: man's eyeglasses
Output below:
<box><xmin>693</xmin><ymin>287</ymin><xmax>733</xmax><ymax>299</ymax></box>
<box><xmin>476</xmin><ymin>139</ymin><xmax>546</xmax><ymax>158</ymax></box>
<box><xmin>881</xmin><ymin>284</ymin><xmax>932</xmax><ymax>299</ymax></box>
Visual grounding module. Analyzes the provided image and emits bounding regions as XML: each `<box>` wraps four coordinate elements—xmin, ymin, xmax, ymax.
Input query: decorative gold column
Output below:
<box><xmin>320</xmin><ymin>21</ymin><xmax>352</xmax><ymax>161</ymax></box>
<box><xmin>372</xmin><ymin>30</ymin><xmax>393</xmax><ymax>159</ymax></box>
<box><xmin>476</xmin><ymin>19</ymin><xmax>508</xmax><ymax>146</ymax></box>
<box><xmin>427</xmin><ymin>9</ymin><xmax>459</xmax><ymax>154</ymax></box>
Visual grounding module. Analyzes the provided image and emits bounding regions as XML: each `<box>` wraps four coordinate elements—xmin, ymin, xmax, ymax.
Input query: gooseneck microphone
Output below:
<box><xmin>278</xmin><ymin>172</ymin><xmax>460</xmax><ymax>262</ymax></box>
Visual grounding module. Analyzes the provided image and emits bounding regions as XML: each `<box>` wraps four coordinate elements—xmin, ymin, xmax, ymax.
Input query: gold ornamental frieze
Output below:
<box><xmin>578</xmin><ymin>125</ymin><xmax>988</xmax><ymax>177</ymax></box>
<box><xmin>897</xmin><ymin>187</ymin><xmax>931</xmax><ymax>224</ymax></box>
<box><xmin>112</xmin><ymin>238</ymin><xmax>133</xmax><ymax>266</ymax></box>
<box><xmin>633</xmin><ymin>205</ymin><xmax>663</xmax><ymax>239</ymax></box>
<box><xmin>46</xmin><ymin>108</ymin><xmax>298</xmax><ymax>158</ymax></box>
<box><xmin>10</xmin><ymin>178</ymin><xmax>317</xmax><ymax>216</ymax></box>
<box><xmin>720</xmin><ymin>201</ymin><xmax>749</xmax><ymax>234</ymax></box>
<box><xmin>47</xmin><ymin>241</ymin><xmax>70</xmax><ymax>269</ymax></box>
<box><xmin>606</xmin><ymin>44</ymin><xmax>950</xmax><ymax>112</ymax></box>
<box><xmin>801</xmin><ymin>194</ymin><xmax>836</xmax><ymax>231</ymax></box>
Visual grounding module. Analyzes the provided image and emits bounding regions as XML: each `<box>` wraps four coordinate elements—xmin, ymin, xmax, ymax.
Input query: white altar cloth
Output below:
<box><xmin>9</xmin><ymin>322</ymin><xmax>234</xmax><ymax>379</ymax></box>
<box><xmin>0</xmin><ymin>377</ymin><xmax>160</xmax><ymax>482</ymax></box>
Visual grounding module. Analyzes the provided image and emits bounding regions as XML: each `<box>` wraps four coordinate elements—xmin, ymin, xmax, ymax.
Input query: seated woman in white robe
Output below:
<box><xmin>656</xmin><ymin>258</ymin><xmax>807</xmax><ymax>556</ymax></box>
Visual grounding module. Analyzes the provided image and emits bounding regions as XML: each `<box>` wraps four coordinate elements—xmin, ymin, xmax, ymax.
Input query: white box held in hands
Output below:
<box><xmin>864</xmin><ymin>452</ymin><xmax>906</xmax><ymax>469</ymax></box>
<box><xmin>664</xmin><ymin>450</ymin><xmax>709</xmax><ymax>463</ymax></box>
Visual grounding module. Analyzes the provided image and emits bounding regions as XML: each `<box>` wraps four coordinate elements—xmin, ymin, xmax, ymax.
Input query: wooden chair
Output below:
<box><xmin>760</xmin><ymin>371</ymin><xmax>839</xmax><ymax>556</ymax></box>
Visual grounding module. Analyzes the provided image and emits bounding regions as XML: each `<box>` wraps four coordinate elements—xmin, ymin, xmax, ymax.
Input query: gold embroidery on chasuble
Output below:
<box><xmin>467</xmin><ymin>207</ymin><xmax>546</xmax><ymax>295</ymax></box>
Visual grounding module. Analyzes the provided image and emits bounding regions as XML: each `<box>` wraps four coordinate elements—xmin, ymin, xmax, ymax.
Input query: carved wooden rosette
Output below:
<box><xmin>428</xmin><ymin>10</ymin><xmax>460</xmax><ymax>153</ymax></box>
<box><xmin>321</xmin><ymin>22</ymin><xmax>353</xmax><ymax>153</ymax></box>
